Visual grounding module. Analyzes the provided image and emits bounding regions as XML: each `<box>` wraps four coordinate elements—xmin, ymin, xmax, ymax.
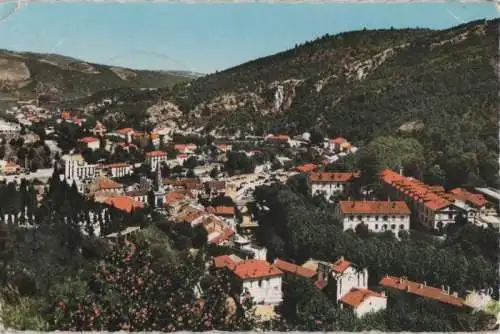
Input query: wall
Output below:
<box><xmin>341</xmin><ymin>213</ymin><xmax>410</xmax><ymax>235</ymax></box>
<box><xmin>354</xmin><ymin>295</ymin><xmax>387</xmax><ymax>318</ymax></box>
<box><xmin>242</xmin><ymin>276</ymin><xmax>282</xmax><ymax>305</ymax></box>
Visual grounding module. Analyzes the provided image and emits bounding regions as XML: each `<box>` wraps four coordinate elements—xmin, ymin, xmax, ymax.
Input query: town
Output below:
<box><xmin>0</xmin><ymin>100</ymin><xmax>498</xmax><ymax>331</ymax></box>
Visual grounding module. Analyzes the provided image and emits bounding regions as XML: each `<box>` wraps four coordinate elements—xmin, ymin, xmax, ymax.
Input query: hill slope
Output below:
<box><xmin>0</xmin><ymin>50</ymin><xmax>192</xmax><ymax>105</ymax></box>
<box><xmin>65</xmin><ymin>18</ymin><xmax>499</xmax><ymax>187</ymax></box>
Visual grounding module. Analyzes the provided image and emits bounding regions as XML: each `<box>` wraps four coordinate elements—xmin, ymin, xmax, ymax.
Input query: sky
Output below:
<box><xmin>0</xmin><ymin>1</ymin><xmax>498</xmax><ymax>74</ymax></box>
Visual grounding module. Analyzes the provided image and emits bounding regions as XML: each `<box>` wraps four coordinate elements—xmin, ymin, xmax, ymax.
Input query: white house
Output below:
<box><xmin>213</xmin><ymin>255</ymin><xmax>283</xmax><ymax>305</ymax></box>
<box><xmin>337</xmin><ymin>200</ymin><xmax>411</xmax><ymax>235</ymax></box>
<box><xmin>78</xmin><ymin>137</ymin><xmax>100</xmax><ymax>151</ymax></box>
<box><xmin>315</xmin><ymin>257</ymin><xmax>387</xmax><ymax>318</ymax></box>
<box><xmin>0</xmin><ymin>119</ymin><xmax>21</xmax><ymax>135</ymax></box>
<box><xmin>310</xmin><ymin>172</ymin><xmax>359</xmax><ymax>199</ymax></box>
<box><xmin>339</xmin><ymin>288</ymin><xmax>387</xmax><ymax>318</ymax></box>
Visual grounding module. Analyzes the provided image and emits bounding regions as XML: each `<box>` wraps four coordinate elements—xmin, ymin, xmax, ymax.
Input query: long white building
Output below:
<box><xmin>310</xmin><ymin>172</ymin><xmax>359</xmax><ymax>199</ymax></box>
<box><xmin>337</xmin><ymin>200</ymin><xmax>411</xmax><ymax>235</ymax></box>
<box><xmin>62</xmin><ymin>154</ymin><xmax>99</xmax><ymax>181</ymax></box>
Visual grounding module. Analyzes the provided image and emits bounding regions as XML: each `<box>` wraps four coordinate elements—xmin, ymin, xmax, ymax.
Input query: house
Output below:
<box><xmin>328</xmin><ymin>137</ymin><xmax>351</xmax><ymax>152</ymax></box>
<box><xmin>313</xmin><ymin>256</ymin><xmax>387</xmax><ymax>317</ymax></box>
<box><xmin>124</xmin><ymin>190</ymin><xmax>149</xmax><ymax>205</ymax></box>
<box><xmin>448</xmin><ymin>188</ymin><xmax>497</xmax><ymax>225</ymax></box>
<box><xmin>88</xmin><ymin>176</ymin><xmax>124</xmax><ymax>195</ymax></box>
<box><xmin>0</xmin><ymin>161</ymin><xmax>22</xmax><ymax>175</ymax></box>
<box><xmin>145</xmin><ymin>151</ymin><xmax>168</xmax><ymax>171</ymax></box>
<box><xmin>90</xmin><ymin>121</ymin><xmax>107</xmax><ymax>137</ymax></box>
<box><xmin>201</xmin><ymin>215</ymin><xmax>235</xmax><ymax>246</ymax></box>
<box><xmin>379</xmin><ymin>275</ymin><xmax>465</xmax><ymax>308</ymax></box>
<box><xmin>78</xmin><ymin>137</ymin><xmax>100</xmax><ymax>151</ymax></box>
<box><xmin>339</xmin><ymin>288</ymin><xmax>387</xmax><ymax>318</ymax></box>
<box><xmin>0</xmin><ymin>119</ymin><xmax>21</xmax><ymax>135</ymax></box>
<box><xmin>204</xmin><ymin>180</ymin><xmax>227</xmax><ymax>198</ymax></box>
<box><xmin>174</xmin><ymin>143</ymin><xmax>197</xmax><ymax>154</ymax></box>
<box><xmin>337</xmin><ymin>200</ymin><xmax>411</xmax><ymax>235</ymax></box>
<box><xmin>378</xmin><ymin>169</ymin><xmax>459</xmax><ymax>231</ymax></box>
<box><xmin>116</xmin><ymin>128</ymin><xmax>136</xmax><ymax>143</ymax></box>
<box><xmin>215</xmin><ymin>143</ymin><xmax>232</xmax><ymax>153</ymax></box>
<box><xmin>207</xmin><ymin>206</ymin><xmax>236</xmax><ymax>223</ymax></box>
<box><xmin>310</xmin><ymin>172</ymin><xmax>359</xmax><ymax>199</ymax></box>
<box><xmin>213</xmin><ymin>255</ymin><xmax>283</xmax><ymax>305</ymax></box>
<box><xmin>295</xmin><ymin>163</ymin><xmax>317</xmax><ymax>174</ymax></box>
<box><xmin>265</xmin><ymin>134</ymin><xmax>290</xmax><ymax>146</ymax></box>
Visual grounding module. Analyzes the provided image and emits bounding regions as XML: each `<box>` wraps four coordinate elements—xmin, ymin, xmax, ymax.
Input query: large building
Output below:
<box><xmin>310</xmin><ymin>172</ymin><xmax>359</xmax><ymax>199</ymax></box>
<box><xmin>378</xmin><ymin>169</ymin><xmax>458</xmax><ymax>231</ymax></box>
<box><xmin>379</xmin><ymin>169</ymin><xmax>498</xmax><ymax>231</ymax></box>
<box><xmin>62</xmin><ymin>154</ymin><xmax>99</xmax><ymax>182</ymax></box>
<box><xmin>337</xmin><ymin>200</ymin><xmax>411</xmax><ymax>235</ymax></box>
<box><xmin>213</xmin><ymin>255</ymin><xmax>283</xmax><ymax>305</ymax></box>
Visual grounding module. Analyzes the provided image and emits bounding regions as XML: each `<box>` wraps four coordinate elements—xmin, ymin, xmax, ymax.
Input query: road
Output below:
<box><xmin>0</xmin><ymin>168</ymin><xmax>54</xmax><ymax>183</ymax></box>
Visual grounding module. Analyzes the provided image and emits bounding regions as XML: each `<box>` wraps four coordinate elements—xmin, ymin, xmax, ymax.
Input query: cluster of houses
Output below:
<box><xmin>210</xmin><ymin>253</ymin><xmax>495</xmax><ymax>320</ymax></box>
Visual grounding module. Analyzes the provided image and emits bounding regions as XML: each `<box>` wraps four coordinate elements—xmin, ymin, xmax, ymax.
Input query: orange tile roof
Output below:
<box><xmin>331</xmin><ymin>137</ymin><xmax>348</xmax><ymax>144</ymax></box>
<box><xmin>61</xmin><ymin>112</ymin><xmax>71</xmax><ymax>119</ymax></box>
<box><xmin>104</xmin><ymin>196</ymin><xmax>143</xmax><ymax>213</ymax></box>
<box><xmin>340</xmin><ymin>288</ymin><xmax>386</xmax><ymax>308</ymax></box>
<box><xmin>379</xmin><ymin>169</ymin><xmax>452</xmax><ymax>212</ymax></box>
<box><xmin>116</xmin><ymin>128</ymin><xmax>135</xmax><ymax>135</ymax></box>
<box><xmin>78</xmin><ymin>136</ymin><xmax>99</xmax><ymax>143</ymax></box>
<box><xmin>379</xmin><ymin>275</ymin><xmax>464</xmax><ymax>307</ymax></box>
<box><xmin>296</xmin><ymin>163</ymin><xmax>317</xmax><ymax>173</ymax></box>
<box><xmin>449</xmin><ymin>188</ymin><xmax>489</xmax><ymax>208</ymax></box>
<box><xmin>332</xmin><ymin>258</ymin><xmax>352</xmax><ymax>273</ymax></box>
<box><xmin>210</xmin><ymin>227</ymin><xmax>235</xmax><ymax>245</ymax></box>
<box><xmin>214</xmin><ymin>255</ymin><xmax>236</xmax><ymax>269</ymax></box>
<box><xmin>165</xmin><ymin>191</ymin><xmax>192</xmax><ymax>205</ymax></box>
<box><xmin>206</xmin><ymin>206</ymin><xmax>235</xmax><ymax>216</ymax></box>
<box><xmin>231</xmin><ymin>259</ymin><xmax>283</xmax><ymax>280</ymax></box>
<box><xmin>339</xmin><ymin>201</ymin><xmax>411</xmax><ymax>215</ymax></box>
<box><xmin>274</xmin><ymin>259</ymin><xmax>316</xmax><ymax>279</ymax></box>
<box><xmin>97</xmin><ymin>177</ymin><xmax>123</xmax><ymax>190</ymax></box>
<box><xmin>145</xmin><ymin>150</ymin><xmax>167</xmax><ymax>157</ymax></box>
<box><xmin>267</xmin><ymin>134</ymin><xmax>289</xmax><ymax>141</ymax></box>
<box><xmin>310</xmin><ymin>172</ymin><xmax>359</xmax><ymax>183</ymax></box>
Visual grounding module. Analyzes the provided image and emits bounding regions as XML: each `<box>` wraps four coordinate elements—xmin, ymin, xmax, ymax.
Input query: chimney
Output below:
<box><xmin>339</xmin><ymin>256</ymin><xmax>344</xmax><ymax>261</ymax></box>
<box><xmin>381</xmin><ymin>291</ymin><xmax>386</xmax><ymax>297</ymax></box>
<box><xmin>424</xmin><ymin>281</ymin><xmax>427</xmax><ymax>286</ymax></box>
<box><xmin>419</xmin><ymin>283</ymin><xmax>423</xmax><ymax>289</ymax></box>
<box><xmin>441</xmin><ymin>285</ymin><xmax>446</xmax><ymax>293</ymax></box>
<box><xmin>452</xmin><ymin>292</ymin><xmax>458</xmax><ymax>297</ymax></box>
<box><xmin>447</xmin><ymin>286</ymin><xmax>450</xmax><ymax>295</ymax></box>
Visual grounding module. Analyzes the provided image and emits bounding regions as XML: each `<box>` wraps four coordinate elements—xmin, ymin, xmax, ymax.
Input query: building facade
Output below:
<box><xmin>310</xmin><ymin>172</ymin><xmax>359</xmax><ymax>199</ymax></box>
<box><xmin>337</xmin><ymin>200</ymin><xmax>411</xmax><ymax>235</ymax></box>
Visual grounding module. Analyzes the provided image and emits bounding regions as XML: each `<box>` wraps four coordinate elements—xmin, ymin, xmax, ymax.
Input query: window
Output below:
<box><xmin>400</xmin><ymin>216</ymin><xmax>405</xmax><ymax>220</ymax></box>
<box><xmin>383</xmin><ymin>216</ymin><xmax>388</xmax><ymax>221</ymax></box>
<box><xmin>391</xmin><ymin>224</ymin><xmax>396</xmax><ymax>230</ymax></box>
<box><xmin>448</xmin><ymin>212</ymin><xmax>453</xmax><ymax>219</ymax></box>
<box><xmin>258</xmin><ymin>280</ymin><xmax>262</xmax><ymax>288</ymax></box>
<box><xmin>375</xmin><ymin>216</ymin><xmax>379</xmax><ymax>221</ymax></box>
<box><xmin>349</xmin><ymin>216</ymin><xmax>353</xmax><ymax>221</ymax></box>
<box><xmin>375</xmin><ymin>224</ymin><xmax>379</xmax><ymax>230</ymax></box>
<box><xmin>383</xmin><ymin>224</ymin><xmax>388</xmax><ymax>231</ymax></box>
<box><xmin>392</xmin><ymin>216</ymin><xmax>396</xmax><ymax>220</ymax></box>
<box><xmin>357</xmin><ymin>215</ymin><xmax>362</xmax><ymax>221</ymax></box>
<box><xmin>399</xmin><ymin>224</ymin><xmax>405</xmax><ymax>230</ymax></box>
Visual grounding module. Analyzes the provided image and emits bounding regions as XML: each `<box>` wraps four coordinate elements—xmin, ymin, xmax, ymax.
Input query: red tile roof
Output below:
<box><xmin>449</xmin><ymin>188</ymin><xmax>489</xmax><ymax>208</ymax></box>
<box><xmin>274</xmin><ymin>259</ymin><xmax>316</xmax><ymax>279</ymax></box>
<box><xmin>97</xmin><ymin>177</ymin><xmax>123</xmax><ymax>190</ymax></box>
<box><xmin>267</xmin><ymin>134</ymin><xmax>290</xmax><ymax>141</ymax></box>
<box><xmin>116</xmin><ymin>128</ymin><xmax>135</xmax><ymax>135</ymax></box>
<box><xmin>296</xmin><ymin>163</ymin><xmax>317</xmax><ymax>173</ymax></box>
<box><xmin>379</xmin><ymin>169</ymin><xmax>452</xmax><ymax>212</ymax></box>
<box><xmin>232</xmin><ymin>259</ymin><xmax>283</xmax><ymax>280</ymax></box>
<box><xmin>214</xmin><ymin>255</ymin><xmax>235</xmax><ymax>269</ymax></box>
<box><xmin>339</xmin><ymin>201</ymin><xmax>411</xmax><ymax>215</ymax></box>
<box><xmin>332</xmin><ymin>258</ymin><xmax>352</xmax><ymax>273</ymax></box>
<box><xmin>379</xmin><ymin>275</ymin><xmax>464</xmax><ymax>307</ymax></box>
<box><xmin>310</xmin><ymin>172</ymin><xmax>359</xmax><ymax>183</ymax></box>
<box><xmin>78</xmin><ymin>136</ymin><xmax>99</xmax><ymax>143</ymax></box>
<box><xmin>340</xmin><ymin>288</ymin><xmax>386</xmax><ymax>308</ymax></box>
<box><xmin>104</xmin><ymin>196</ymin><xmax>143</xmax><ymax>213</ymax></box>
<box><xmin>206</xmin><ymin>206</ymin><xmax>235</xmax><ymax>216</ymax></box>
<box><xmin>331</xmin><ymin>137</ymin><xmax>348</xmax><ymax>144</ymax></box>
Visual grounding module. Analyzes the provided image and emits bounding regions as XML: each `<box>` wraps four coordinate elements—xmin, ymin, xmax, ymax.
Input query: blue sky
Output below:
<box><xmin>0</xmin><ymin>2</ymin><xmax>497</xmax><ymax>74</ymax></box>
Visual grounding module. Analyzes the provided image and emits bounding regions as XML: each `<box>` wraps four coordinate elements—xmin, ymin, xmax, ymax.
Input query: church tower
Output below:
<box><xmin>153</xmin><ymin>166</ymin><xmax>166</xmax><ymax>208</ymax></box>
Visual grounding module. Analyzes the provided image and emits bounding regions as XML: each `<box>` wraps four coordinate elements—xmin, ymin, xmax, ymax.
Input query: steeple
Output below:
<box><xmin>153</xmin><ymin>165</ymin><xmax>166</xmax><ymax>208</ymax></box>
